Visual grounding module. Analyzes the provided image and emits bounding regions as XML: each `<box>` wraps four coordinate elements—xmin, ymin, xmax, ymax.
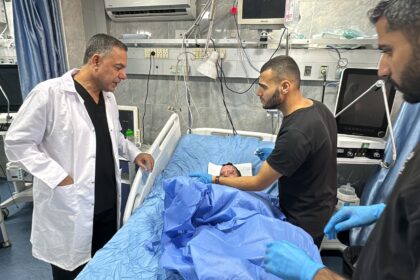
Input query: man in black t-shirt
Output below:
<box><xmin>191</xmin><ymin>55</ymin><xmax>337</xmax><ymax>247</ymax></box>
<box><xmin>263</xmin><ymin>1</ymin><xmax>420</xmax><ymax>279</ymax></box>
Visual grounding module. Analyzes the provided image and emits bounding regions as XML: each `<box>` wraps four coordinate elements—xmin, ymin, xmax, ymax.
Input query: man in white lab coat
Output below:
<box><xmin>4</xmin><ymin>34</ymin><xmax>154</xmax><ymax>279</ymax></box>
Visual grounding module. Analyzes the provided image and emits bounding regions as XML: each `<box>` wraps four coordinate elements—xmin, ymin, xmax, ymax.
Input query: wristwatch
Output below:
<box><xmin>215</xmin><ymin>176</ymin><xmax>220</xmax><ymax>184</ymax></box>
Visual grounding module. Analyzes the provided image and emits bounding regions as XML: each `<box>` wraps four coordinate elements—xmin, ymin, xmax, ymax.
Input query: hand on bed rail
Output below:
<box><xmin>189</xmin><ymin>172</ymin><xmax>213</xmax><ymax>184</ymax></box>
<box><xmin>264</xmin><ymin>240</ymin><xmax>325</xmax><ymax>280</ymax></box>
<box><xmin>134</xmin><ymin>153</ymin><xmax>155</xmax><ymax>172</ymax></box>
<box><xmin>255</xmin><ymin>147</ymin><xmax>273</xmax><ymax>161</ymax></box>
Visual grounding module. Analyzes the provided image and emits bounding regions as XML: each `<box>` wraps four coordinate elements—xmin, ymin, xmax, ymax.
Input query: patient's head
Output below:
<box><xmin>220</xmin><ymin>162</ymin><xmax>242</xmax><ymax>177</ymax></box>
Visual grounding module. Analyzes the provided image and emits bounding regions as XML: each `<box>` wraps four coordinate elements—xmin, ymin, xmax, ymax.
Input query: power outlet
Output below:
<box><xmin>134</xmin><ymin>130</ymin><xmax>141</xmax><ymax>148</ymax></box>
<box><xmin>192</xmin><ymin>48</ymin><xmax>206</xmax><ymax>60</ymax></box>
<box><xmin>144</xmin><ymin>48</ymin><xmax>169</xmax><ymax>59</ymax></box>
<box><xmin>219</xmin><ymin>49</ymin><xmax>226</xmax><ymax>59</ymax></box>
<box><xmin>192</xmin><ymin>48</ymin><xmax>226</xmax><ymax>60</ymax></box>
<box><xmin>319</xmin><ymin>66</ymin><xmax>328</xmax><ymax>78</ymax></box>
<box><xmin>304</xmin><ymin>66</ymin><xmax>312</xmax><ymax>77</ymax></box>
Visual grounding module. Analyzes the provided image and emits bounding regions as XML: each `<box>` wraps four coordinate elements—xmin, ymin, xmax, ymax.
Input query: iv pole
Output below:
<box><xmin>335</xmin><ymin>80</ymin><xmax>397</xmax><ymax>169</ymax></box>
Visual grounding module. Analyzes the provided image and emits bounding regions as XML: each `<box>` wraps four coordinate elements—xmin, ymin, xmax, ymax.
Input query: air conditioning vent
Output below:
<box><xmin>104</xmin><ymin>0</ymin><xmax>196</xmax><ymax>21</ymax></box>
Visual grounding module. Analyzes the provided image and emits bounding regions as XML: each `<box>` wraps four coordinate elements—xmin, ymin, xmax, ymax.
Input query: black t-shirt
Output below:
<box><xmin>354</xmin><ymin>144</ymin><xmax>420</xmax><ymax>279</ymax></box>
<box><xmin>267</xmin><ymin>100</ymin><xmax>337</xmax><ymax>242</ymax></box>
<box><xmin>74</xmin><ymin>80</ymin><xmax>116</xmax><ymax>214</ymax></box>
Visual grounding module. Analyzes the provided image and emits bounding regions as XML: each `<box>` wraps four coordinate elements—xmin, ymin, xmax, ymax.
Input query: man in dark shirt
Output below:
<box><xmin>264</xmin><ymin>1</ymin><xmax>420</xmax><ymax>279</ymax></box>
<box><xmin>191</xmin><ymin>55</ymin><xmax>337</xmax><ymax>247</ymax></box>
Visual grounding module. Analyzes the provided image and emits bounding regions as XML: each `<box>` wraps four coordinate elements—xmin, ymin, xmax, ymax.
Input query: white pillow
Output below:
<box><xmin>208</xmin><ymin>162</ymin><xmax>253</xmax><ymax>177</ymax></box>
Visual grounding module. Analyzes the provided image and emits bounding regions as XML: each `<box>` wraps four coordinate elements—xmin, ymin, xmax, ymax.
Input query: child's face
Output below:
<box><xmin>220</xmin><ymin>165</ymin><xmax>240</xmax><ymax>177</ymax></box>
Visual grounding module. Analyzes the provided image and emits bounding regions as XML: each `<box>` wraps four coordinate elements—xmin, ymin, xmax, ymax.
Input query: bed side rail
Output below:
<box><xmin>191</xmin><ymin>128</ymin><xmax>276</xmax><ymax>142</ymax></box>
<box><xmin>123</xmin><ymin>113</ymin><xmax>181</xmax><ymax>224</ymax></box>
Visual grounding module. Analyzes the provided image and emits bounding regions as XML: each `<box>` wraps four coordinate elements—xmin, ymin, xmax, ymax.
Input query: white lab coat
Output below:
<box><xmin>4</xmin><ymin>69</ymin><xmax>141</xmax><ymax>271</ymax></box>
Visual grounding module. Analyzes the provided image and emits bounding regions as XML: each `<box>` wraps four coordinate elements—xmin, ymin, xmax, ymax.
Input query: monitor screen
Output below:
<box><xmin>334</xmin><ymin>68</ymin><xmax>396</xmax><ymax>138</ymax></box>
<box><xmin>118</xmin><ymin>105</ymin><xmax>139</xmax><ymax>136</ymax></box>
<box><xmin>119</xmin><ymin>110</ymin><xmax>135</xmax><ymax>135</ymax></box>
<box><xmin>237</xmin><ymin>0</ymin><xmax>285</xmax><ymax>27</ymax></box>
<box><xmin>0</xmin><ymin>64</ymin><xmax>23</xmax><ymax>113</ymax></box>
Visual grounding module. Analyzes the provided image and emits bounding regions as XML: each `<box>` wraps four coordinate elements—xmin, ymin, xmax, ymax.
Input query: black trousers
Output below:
<box><xmin>51</xmin><ymin>207</ymin><xmax>117</xmax><ymax>280</ymax></box>
<box><xmin>313</xmin><ymin>234</ymin><xmax>324</xmax><ymax>248</ymax></box>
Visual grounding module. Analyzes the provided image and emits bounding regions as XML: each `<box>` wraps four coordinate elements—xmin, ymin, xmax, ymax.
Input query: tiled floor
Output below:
<box><xmin>0</xmin><ymin>179</ymin><xmax>52</xmax><ymax>280</ymax></box>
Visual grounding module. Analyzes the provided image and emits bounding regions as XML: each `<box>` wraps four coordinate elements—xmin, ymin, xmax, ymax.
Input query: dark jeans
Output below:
<box><xmin>51</xmin><ymin>207</ymin><xmax>117</xmax><ymax>280</ymax></box>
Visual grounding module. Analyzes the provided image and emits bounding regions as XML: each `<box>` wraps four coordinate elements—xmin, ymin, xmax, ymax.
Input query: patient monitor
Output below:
<box><xmin>118</xmin><ymin>105</ymin><xmax>140</xmax><ymax>147</ymax></box>
<box><xmin>334</xmin><ymin>68</ymin><xmax>396</xmax><ymax>160</ymax></box>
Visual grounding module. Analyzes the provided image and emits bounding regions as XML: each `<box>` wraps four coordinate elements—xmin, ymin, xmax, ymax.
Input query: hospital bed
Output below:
<box><xmin>77</xmin><ymin>113</ymin><xmax>320</xmax><ymax>280</ymax></box>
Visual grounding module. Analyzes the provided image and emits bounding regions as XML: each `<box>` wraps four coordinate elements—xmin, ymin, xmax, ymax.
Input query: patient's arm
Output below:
<box><xmin>314</xmin><ymin>268</ymin><xmax>348</xmax><ymax>280</ymax></box>
<box><xmin>215</xmin><ymin>162</ymin><xmax>281</xmax><ymax>191</ymax></box>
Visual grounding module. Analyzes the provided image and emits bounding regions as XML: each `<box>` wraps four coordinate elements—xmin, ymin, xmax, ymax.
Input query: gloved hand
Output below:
<box><xmin>265</xmin><ymin>240</ymin><xmax>325</xmax><ymax>280</ymax></box>
<box><xmin>324</xmin><ymin>203</ymin><xmax>386</xmax><ymax>239</ymax></box>
<box><xmin>189</xmin><ymin>172</ymin><xmax>213</xmax><ymax>184</ymax></box>
<box><xmin>255</xmin><ymin>147</ymin><xmax>273</xmax><ymax>161</ymax></box>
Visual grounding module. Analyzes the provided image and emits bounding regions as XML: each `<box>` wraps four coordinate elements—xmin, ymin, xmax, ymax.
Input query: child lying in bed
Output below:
<box><xmin>219</xmin><ymin>162</ymin><xmax>242</xmax><ymax>177</ymax></box>
<box><xmin>161</xmin><ymin>176</ymin><xmax>321</xmax><ymax>280</ymax></box>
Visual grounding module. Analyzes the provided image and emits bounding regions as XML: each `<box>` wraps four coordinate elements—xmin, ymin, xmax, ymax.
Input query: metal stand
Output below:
<box><xmin>0</xmin><ymin>203</ymin><xmax>11</xmax><ymax>248</ymax></box>
<box><xmin>0</xmin><ymin>162</ymin><xmax>33</xmax><ymax>248</ymax></box>
<box><xmin>0</xmin><ymin>181</ymin><xmax>33</xmax><ymax>210</ymax></box>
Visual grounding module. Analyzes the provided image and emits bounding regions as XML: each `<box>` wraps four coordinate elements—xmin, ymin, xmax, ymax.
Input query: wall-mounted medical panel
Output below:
<box><xmin>126</xmin><ymin>47</ymin><xmax>381</xmax><ymax>82</ymax></box>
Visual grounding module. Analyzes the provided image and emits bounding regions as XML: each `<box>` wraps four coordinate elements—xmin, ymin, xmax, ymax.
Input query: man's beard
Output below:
<box><xmin>390</xmin><ymin>54</ymin><xmax>420</xmax><ymax>104</ymax></box>
<box><xmin>262</xmin><ymin>89</ymin><xmax>282</xmax><ymax>109</ymax></box>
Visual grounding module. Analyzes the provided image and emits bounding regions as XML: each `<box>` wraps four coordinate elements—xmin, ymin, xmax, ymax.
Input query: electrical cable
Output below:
<box><xmin>141</xmin><ymin>53</ymin><xmax>154</xmax><ymax>142</ymax></box>
<box><xmin>181</xmin><ymin>39</ymin><xmax>194</xmax><ymax>132</ymax></box>
<box><xmin>233</xmin><ymin>13</ymin><xmax>259</xmax><ymax>72</ymax></box>
<box><xmin>326</xmin><ymin>45</ymin><xmax>341</xmax><ymax>59</ymax></box>
<box><xmin>268</xmin><ymin>28</ymin><xmax>286</xmax><ymax>61</ymax></box>
<box><xmin>218</xmin><ymin>27</ymin><xmax>286</xmax><ymax>95</ymax></box>
<box><xmin>208</xmin><ymin>37</ymin><xmax>237</xmax><ymax>134</ymax></box>
<box><xmin>321</xmin><ymin>73</ymin><xmax>327</xmax><ymax>103</ymax></box>
<box><xmin>217</xmin><ymin>59</ymin><xmax>237</xmax><ymax>135</ymax></box>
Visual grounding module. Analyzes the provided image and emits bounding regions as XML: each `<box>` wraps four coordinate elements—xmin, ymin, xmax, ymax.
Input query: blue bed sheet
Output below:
<box><xmin>77</xmin><ymin>134</ymin><xmax>282</xmax><ymax>279</ymax></box>
<box><xmin>161</xmin><ymin>177</ymin><xmax>320</xmax><ymax>280</ymax></box>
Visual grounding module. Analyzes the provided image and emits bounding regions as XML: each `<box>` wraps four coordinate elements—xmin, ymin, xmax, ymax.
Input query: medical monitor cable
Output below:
<box><xmin>268</xmin><ymin>28</ymin><xmax>287</xmax><ymax>61</ymax></box>
<box><xmin>217</xmin><ymin>59</ymin><xmax>237</xmax><ymax>135</ymax></box>
<box><xmin>233</xmin><ymin>13</ymin><xmax>259</xmax><ymax>73</ymax></box>
<box><xmin>208</xmin><ymin>39</ymin><xmax>237</xmax><ymax>134</ymax></box>
<box><xmin>335</xmin><ymin>80</ymin><xmax>397</xmax><ymax>169</ymax></box>
<box><xmin>141</xmin><ymin>52</ymin><xmax>155</xmax><ymax>143</ymax></box>
<box><xmin>219</xmin><ymin>27</ymin><xmax>286</xmax><ymax>95</ymax></box>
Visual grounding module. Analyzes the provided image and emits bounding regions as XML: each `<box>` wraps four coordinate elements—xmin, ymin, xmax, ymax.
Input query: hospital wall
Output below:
<box><xmin>60</xmin><ymin>0</ymin><xmax>380</xmax><ymax>144</ymax></box>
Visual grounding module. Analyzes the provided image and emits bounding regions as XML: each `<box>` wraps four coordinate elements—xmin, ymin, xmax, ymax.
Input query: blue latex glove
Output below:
<box><xmin>254</xmin><ymin>147</ymin><xmax>273</xmax><ymax>161</ymax></box>
<box><xmin>189</xmin><ymin>172</ymin><xmax>213</xmax><ymax>184</ymax></box>
<box><xmin>324</xmin><ymin>203</ymin><xmax>386</xmax><ymax>239</ymax></box>
<box><xmin>265</xmin><ymin>240</ymin><xmax>325</xmax><ymax>280</ymax></box>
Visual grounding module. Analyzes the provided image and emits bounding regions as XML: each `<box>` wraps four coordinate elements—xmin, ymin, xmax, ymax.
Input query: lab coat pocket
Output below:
<box><xmin>49</xmin><ymin>183</ymin><xmax>79</xmax><ymax>215</ymax></box>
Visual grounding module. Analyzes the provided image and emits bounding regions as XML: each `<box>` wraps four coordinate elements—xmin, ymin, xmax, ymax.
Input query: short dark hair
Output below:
<box><xmin>83</xmin><ymin>33</ymin><xmax>128</xmax><ymax>64</ymax></box>
<box><xmin>222</xmin><ymin>162</ymin><xmax>242</xmax><ymax>177</ymax></box>
<box><xmin>368</xmin><ymin>0</ymin><xmax>420</xmax><ymax>51</ymax></box>
<box><xmin>260</xmin><ymin>55</ymin><xmax>301</xmax><ymax>87</ymax></box>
